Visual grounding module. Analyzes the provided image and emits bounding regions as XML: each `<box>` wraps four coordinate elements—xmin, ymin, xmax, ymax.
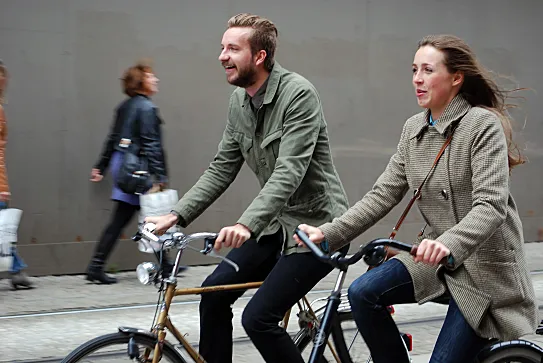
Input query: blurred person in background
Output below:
<box><xmin>0</xmin><ymin>59</ymin><xmax>33</xmax><ymax>289</ymax></box>
<box><xmin>87</xmin><ymin>61</ymin><xmax>169</xmax><ymax>284</ymax></box>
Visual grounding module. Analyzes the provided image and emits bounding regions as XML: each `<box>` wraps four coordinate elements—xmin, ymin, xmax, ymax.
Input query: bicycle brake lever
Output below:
<box><xmin>200</xmin><ymin>237</ymin><xmax>215</xmax><ymax>254</ymax></box>
<box><xmin>188</xmin><ymin>243</ymin><xmax>240</xmax><ymax>272</ymax></box>
<box><xmin>208</xmin><ymin>249</ymin><xmax>240</xmax><ymax>272</ymax></box>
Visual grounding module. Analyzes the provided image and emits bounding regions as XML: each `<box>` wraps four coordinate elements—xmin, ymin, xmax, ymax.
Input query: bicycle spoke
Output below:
<box><xmin>347</xmin><ymin>329</ymin><xmax>360</xmax><ymax>351</ymax></box>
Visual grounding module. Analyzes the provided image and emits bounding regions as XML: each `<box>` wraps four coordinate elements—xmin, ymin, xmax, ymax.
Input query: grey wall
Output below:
<box><xmin>1</xmin><ymin>0</ymin><xmax>542</xmax><ymax>275</ymax></box>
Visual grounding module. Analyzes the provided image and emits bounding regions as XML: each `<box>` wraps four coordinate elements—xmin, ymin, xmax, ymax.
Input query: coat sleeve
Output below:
<box><xmin>172</xmin><ymin>118</ymin><xmax>245</xmax><ymax>227</ymax></box>
<box><xmin>319</xmin><ymin>121</ymin><xmax>411</xmax><ymax>251</ymax></box>
<box><xmin>139</xmin><ymin>106</ymin><xmax>168</xmax><ymax>183</ymax></box>
<box><xmin>236</xmin><ymin>85</ymin><xmax>322</xmax><ymax>236</ymax></box>
<box><xmin>94</xmin><ymin>107</ymin><xmax>123</xmax><ymax>175</ymax></box>
<box><xmin>437</xmin><ymin>112</ymin><xmax>509</xmax><ymax>269</ymax></box>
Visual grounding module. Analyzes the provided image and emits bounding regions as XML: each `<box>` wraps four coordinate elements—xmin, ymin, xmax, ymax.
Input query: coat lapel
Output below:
<box><xmin>410</xmin><ymin>95</ymin><xmax>472</xmax><ymax>140</ymax></box>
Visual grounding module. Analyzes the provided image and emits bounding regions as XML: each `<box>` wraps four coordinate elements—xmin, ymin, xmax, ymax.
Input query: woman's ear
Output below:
<box><xmin>452</xmin><ymin>71</ymin><xmax>464</xmax><ymax>87</ymax></box>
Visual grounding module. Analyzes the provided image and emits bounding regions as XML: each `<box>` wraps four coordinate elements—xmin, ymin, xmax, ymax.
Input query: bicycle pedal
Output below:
<box><xmin>400</xmin><ymin>332</ymin><xmax>413</xmax><ymax>352</ymax></box>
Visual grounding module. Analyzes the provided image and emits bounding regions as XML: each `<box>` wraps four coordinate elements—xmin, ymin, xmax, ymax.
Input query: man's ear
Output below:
<box><xmin>255</xmin><ymin>50</ymin><xmax>267</xmax><ymax>67</ymax></box>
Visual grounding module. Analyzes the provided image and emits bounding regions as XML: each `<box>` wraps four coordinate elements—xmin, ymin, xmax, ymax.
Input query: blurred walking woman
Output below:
<box><xmin>87</xmin><ymin>61</ymin><xmax>167</xmax><ymax>284</ymax></box>
<box><xmin>0</xmin><ymin>60</ymin><xmax>33</xmax><ymax>289</ymax></box>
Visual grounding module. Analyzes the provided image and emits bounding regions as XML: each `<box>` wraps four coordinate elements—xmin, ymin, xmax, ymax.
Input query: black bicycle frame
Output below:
<box><xmin>308</xmin><ymin>269</ymin><xmax>349</xmax><ymax>363</ymax></box>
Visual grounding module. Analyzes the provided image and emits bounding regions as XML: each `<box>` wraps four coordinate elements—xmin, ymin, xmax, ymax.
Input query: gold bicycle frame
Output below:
<box><xmin>129</xmin><ymin>227</ymin><xmax>341</xmax><ymax>363</ymax></box>
<box><xmin>145</xmin><ymin>280</ymin><xmax>302</xmax><ymax>363</ymax></box>
<box><xmin>142</xmin><ymin>279</ymin><xmax>340</xmax><ymax>363</ymax></box>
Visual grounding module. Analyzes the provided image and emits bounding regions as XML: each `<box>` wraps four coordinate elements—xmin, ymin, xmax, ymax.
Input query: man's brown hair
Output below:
<box><xmin>227</xmin><ymin>13</ymin><xmax>278</xmax><ymax>71</ymax></box>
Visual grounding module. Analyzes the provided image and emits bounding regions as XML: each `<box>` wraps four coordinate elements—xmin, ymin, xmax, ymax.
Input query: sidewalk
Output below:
<box><xmin>1</xmin><ymin>242</ymin><xmax>543</xmax><ymax>362</ymax></box>
<box><xmin>2</xmin><ymin>242</ymin><xmax>543</xmax><ymax>316</ymax></box>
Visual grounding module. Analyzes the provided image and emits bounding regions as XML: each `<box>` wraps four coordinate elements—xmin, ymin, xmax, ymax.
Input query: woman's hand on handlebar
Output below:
<box><xmin>294</xmin><ymin>224</ymin><xmax>325</xmax><ymax>247</ymax></box>
<box><xmin>414</xmin><ymin>238</ymin><xmax>451</xmax><ymax>266</ymax></box>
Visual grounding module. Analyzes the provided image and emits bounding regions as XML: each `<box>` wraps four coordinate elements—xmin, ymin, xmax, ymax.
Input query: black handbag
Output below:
<box><xmin>116</xmin><ymin>112</ymin><xmax>153</xmax><ymax>195</ymax></box>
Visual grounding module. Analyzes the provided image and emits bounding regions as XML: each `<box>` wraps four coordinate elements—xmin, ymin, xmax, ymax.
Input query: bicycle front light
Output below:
<box><xmin>136</xmin><ymin>262</ymin><xmax>158</xmax><ymax>285</ymax></box>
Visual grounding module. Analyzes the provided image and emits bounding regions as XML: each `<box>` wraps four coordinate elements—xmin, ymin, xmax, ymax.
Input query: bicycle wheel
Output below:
<box><xmin>61</xmin><ymin>332</ymin><xmax>187</xmax><ymax>363</ymax></box>
<box><xmin>479</xmin><ymin>346</ymin><xmax>543</xmax><ymax>363</ymax></box>
<box><xmin>294</xmin><ymin>310</ymin><xmax>367</xmax><ymax>363</ymax></box>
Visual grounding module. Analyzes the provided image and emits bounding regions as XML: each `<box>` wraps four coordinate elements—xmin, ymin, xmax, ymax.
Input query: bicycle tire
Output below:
<box><xmin>478</xmin><ymin>346</ymin><xmax>543</xmax><ymax>363</ymax></box>
<box><xmin>294</xmin><ymin>310</ymin><xmax>356</xmax><ymax>363</ymax></box>
<box><xmin>61</xmin><ymin>331</ymin><xmax>187</xmax><ymax>363</ymax></box>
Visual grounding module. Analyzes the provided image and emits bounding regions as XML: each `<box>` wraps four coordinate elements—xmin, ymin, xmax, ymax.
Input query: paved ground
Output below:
<box><xmin>2</xmin><ymin>242</ymin><xmax>543</xmax><ymax>362</ymax></box>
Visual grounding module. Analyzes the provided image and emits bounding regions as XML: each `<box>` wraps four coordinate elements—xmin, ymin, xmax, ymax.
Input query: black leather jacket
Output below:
<box><xmin>94</xmin><ymin>94</ymin><xmax>168</xmax><ymax>183</ymax></box>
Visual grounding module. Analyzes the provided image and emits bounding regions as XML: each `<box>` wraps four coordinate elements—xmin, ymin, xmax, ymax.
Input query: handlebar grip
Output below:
<box><xmin>410</xmin><ymin>245</ymin><xmax>452</xmax><ymax>266</ymax></box>
<box><xmin>294</xmin><ymin>228</ymin><xmax>328</xmax><ymax>261</ymax></box>
<box><xmin>141</xmin><ymin>223</ymin><xmax>160</xmax><ymax>243</ymax></box>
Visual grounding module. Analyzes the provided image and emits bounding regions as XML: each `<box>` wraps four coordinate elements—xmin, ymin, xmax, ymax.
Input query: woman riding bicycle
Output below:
<box><xmin>295</xmin><ymin>34</ymin><xmax>538</xmax><ymax>363</ymax></box>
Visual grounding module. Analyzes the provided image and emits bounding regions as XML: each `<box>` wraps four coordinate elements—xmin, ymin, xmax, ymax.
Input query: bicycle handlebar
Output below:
<box><xmin>132</xmin><ymin>223</ymin><xmax>240</xmax><ymax>271</ymax></box>
<box><xmin>294</xmin><ymin>228</ymin><xmax>450</xmax><ymax>270</ymax></box>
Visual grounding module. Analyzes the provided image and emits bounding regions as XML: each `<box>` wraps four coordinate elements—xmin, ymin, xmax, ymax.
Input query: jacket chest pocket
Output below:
<box><xmin>260</xmin><ymin>129</ymin><xmax>283</xmax><ymax>159</ymax></box>
<box><xmin>260</xmin><ymin>129</ymin><xmax>282</xmax><ymax>169</ymax></box>
<box><xmin>233</xmin><ymin>132</ymin><xmax>255</xmax><ymax>167</ymax></box>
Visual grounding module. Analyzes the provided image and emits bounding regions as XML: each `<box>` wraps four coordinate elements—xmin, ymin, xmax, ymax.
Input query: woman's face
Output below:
<box><xmin>143</xmin><ymin>72</ymin><xmax>159</xmax><ymax>95</ymax></box>
<box><xmin>412</xmin><ymin>46</ymin><xmax>462</xmax><ymax>118</ymax></box>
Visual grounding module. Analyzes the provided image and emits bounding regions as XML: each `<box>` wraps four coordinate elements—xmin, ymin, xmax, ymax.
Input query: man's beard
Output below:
<box><xmin>228</xmin><ymin>63</ymin><xmax>257</xmax><ymax>88</ymax></box>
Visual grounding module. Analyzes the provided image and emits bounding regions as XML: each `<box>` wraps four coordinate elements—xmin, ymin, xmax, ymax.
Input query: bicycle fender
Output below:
<box><xmin>118</xmin><ymin>326</ymin><xmax>156</xmax><ymax>338</ymax></box>
<box><xmin>117</xmin><ymin>326</ymin><xmax>186</xmax><ymax>361</ymax></box>
<box><xmin>477</xmin><ymin>339</ymin><xmax>543</xmax><ymax>361</ymax></box>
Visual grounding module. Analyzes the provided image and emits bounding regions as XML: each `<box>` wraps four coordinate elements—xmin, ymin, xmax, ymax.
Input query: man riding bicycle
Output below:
<box><xmin>145</xmin><ymin>13</ymin><xmax>349</xmax><ymax>363</ymax></box>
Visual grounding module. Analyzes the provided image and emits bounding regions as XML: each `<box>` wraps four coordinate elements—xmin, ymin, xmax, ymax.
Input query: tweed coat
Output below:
<box><xmin>320</xmin><ymin>95</ymin><xmax>538</xmax><ymax>341</ymax></box>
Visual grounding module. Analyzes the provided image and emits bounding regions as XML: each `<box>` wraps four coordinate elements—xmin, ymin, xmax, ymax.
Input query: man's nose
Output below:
<box><xmin>218</xmin><ymin>50</ymin><xmax>229</xmax><ymax>62</ymax></box>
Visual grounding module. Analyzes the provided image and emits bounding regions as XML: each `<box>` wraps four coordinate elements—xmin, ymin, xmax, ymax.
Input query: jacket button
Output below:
<box><xmin>441</xmin><ymin>189</ymin><xmax>449</xmax><ymax>200</ymax></box>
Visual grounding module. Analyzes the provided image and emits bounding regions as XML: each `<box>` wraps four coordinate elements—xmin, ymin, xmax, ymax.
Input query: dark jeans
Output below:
<box><xmin>90</xmin><ymin>201</ymin><xmax>139</xmax><ymax>264</ymax></box>
<box><xmin>198</xmin><ymin>230</ymin><xmax>338</xmax><ymax>363</ymax></box>
<box><xmin>348</xmin><ymin>259</ymin><xmax>489</xmax><ymax>363</ymax></box>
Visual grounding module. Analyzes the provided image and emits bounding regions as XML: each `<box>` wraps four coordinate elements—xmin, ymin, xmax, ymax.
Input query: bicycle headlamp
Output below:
<box><xmin>136</xmin><ymin>262</ymin><xmax>158</xmax><ymax>285</ymax></box>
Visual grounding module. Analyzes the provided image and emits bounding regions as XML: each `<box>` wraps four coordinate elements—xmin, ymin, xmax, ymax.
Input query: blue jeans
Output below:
<box><xmin>0</xmin><ymin>201</ymin><xmax>27</xmax><ymax>273</ymax></box>
<box><xmin>348</xmin><ymin>258</ymin><xmax>489</xmax><ymax>363</ymax></box>
<box><xmin>10</xmin><ymin>247</ymin><xmax>27</xmax><ymax>273</ymax></box>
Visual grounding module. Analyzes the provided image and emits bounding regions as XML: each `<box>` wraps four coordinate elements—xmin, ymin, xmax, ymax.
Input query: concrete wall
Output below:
<box><xmin>1</xmin><ymin>0</ymin><xmax>542</xmax><ymax>275</ymax></box>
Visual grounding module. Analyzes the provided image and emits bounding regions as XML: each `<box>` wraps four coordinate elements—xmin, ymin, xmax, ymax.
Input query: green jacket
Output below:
<box><xmin>173</xmin><ymin>63</ymin><xmax>349</xmax><ymax>254</ymax></box>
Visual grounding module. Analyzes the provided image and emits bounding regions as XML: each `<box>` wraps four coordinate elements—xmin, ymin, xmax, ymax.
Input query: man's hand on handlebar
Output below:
<box><xmin>293</xmin><ymin>224</ymin><xmax>325</xmax><ymax>247</ymax></box>
<box><xmin>143</xmin><ymin>213</ymin><xmax>179</xmax><ymax>235</ymax></box>
<box><xmin>215</xmin><ymin>223</ymin><xmax>251</xmax><ymax>251</ymax></box>
<box><xmin>414</xmin><ymin>238</ymin><xmax>451</xmax><ymax>267</ymax></box>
